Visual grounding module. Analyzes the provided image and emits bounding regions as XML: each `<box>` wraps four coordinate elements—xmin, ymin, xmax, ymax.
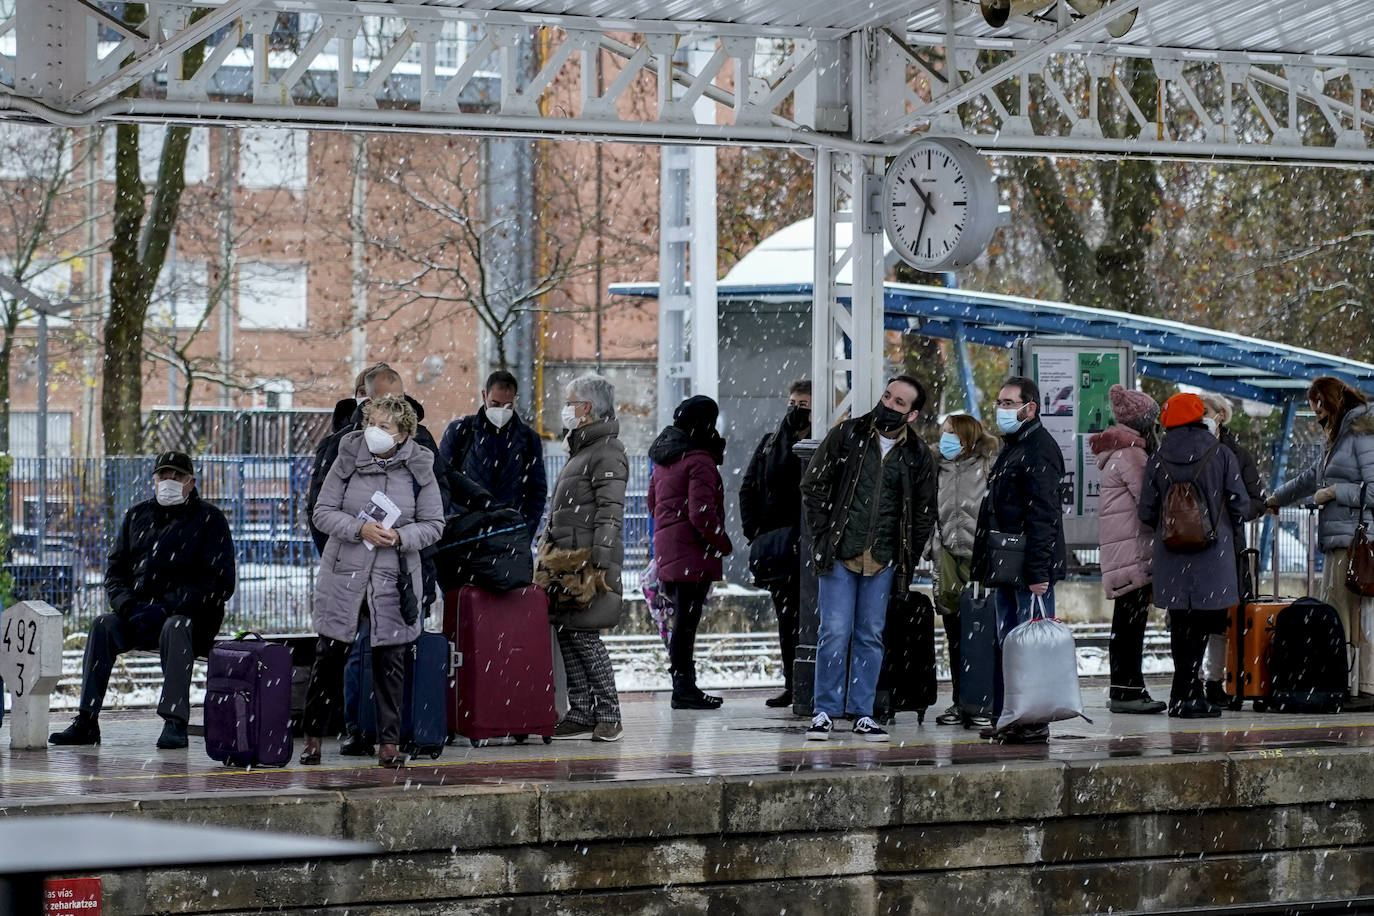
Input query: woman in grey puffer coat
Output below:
<box><xmin>303</xmin><ymin>395</ymin><xmax>445</xmax><ymax>768</ymax></box>
<box><xmin>933</xmin><ymin>413</ymin><xmax>997</xmax><ymax>727</ymax></box>
<box><xmin>535</xmin><ymin>374</ymin><xmax>628</xmax><ymax>742</ymax></box>
<box><xmin>1268</xmin><ymin>376</ymin><xmax>1374</xmax><ymax>702</ymax></box>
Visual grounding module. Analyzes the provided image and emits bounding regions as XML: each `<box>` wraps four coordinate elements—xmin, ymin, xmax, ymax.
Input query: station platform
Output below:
<box><xmin>4</xmin><ymin>683</ymin><xmax>1374</xmax><ymax>915</ymax></box>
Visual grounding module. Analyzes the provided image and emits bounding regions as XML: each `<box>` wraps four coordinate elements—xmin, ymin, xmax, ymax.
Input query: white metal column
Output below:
<box><xmin>810</xmin><ymin>30</ymin><xmax>895</xmax><ymax>431</ymax></box>
<box><xmin>656</xmin><ymin>44</ymin><xmax>718</xmax><ymax>430</ymax></box>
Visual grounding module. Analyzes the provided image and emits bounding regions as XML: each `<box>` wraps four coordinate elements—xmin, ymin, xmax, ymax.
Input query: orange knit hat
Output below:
<box><xmin>1161</xmin><ymin>393</ymin><xmax>1206</xmax><ymax>428</ymax></box>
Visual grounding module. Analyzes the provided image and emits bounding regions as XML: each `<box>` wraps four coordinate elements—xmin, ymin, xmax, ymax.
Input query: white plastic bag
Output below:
<box><xmin>997</xmin><ymin>595</ymin><xmax>1092</xmax><ymax>730</ymax></box>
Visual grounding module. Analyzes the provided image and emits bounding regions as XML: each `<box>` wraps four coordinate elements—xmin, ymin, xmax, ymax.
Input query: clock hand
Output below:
<box><xmin>908</xmin><ymin>177</ymin><xmax>936</xmax><ymax>215</ymax></box>
<box><xmin>915</xmin><ymin>195</ymin><xmax>931</xmax><ymax>253</ymax></box>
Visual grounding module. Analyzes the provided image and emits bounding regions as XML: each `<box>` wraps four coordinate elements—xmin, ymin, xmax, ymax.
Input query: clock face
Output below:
<box><xmin>882</xmin><ymin>137</ymin><xmax>998</xmax><ymax>272</ymax></box>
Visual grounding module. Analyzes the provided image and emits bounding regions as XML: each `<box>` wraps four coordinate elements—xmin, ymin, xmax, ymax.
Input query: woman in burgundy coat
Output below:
<box><xmin>648</xmin><ymin>395</ymin><xmax>734</xmax><ymax>709</ymax></box>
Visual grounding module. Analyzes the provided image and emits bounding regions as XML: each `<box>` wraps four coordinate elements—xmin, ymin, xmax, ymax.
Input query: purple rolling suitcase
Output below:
<box><xmin>205</xmin><ymin>633</ymin><xmax>294</xmax><ymax>767</ymax></box>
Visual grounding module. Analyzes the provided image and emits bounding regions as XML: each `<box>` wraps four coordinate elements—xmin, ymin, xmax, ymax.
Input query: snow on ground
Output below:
<box><xmin>34</xmin><ymin>640</ymin><xmax>1176</xmax><ymax>709</ymax></box>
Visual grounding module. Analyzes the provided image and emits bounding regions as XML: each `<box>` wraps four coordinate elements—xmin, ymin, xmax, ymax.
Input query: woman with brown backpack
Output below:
<box><xmin>1138</xmin><ymin>393</ymin><xmax>1250</xmax><ymax>718</ymax></box>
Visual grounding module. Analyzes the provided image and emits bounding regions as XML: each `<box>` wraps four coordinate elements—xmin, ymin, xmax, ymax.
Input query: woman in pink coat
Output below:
<box><xmin>1089</xmin><ymin>385</ymin><xmax>1166</xmax><ymax>715</ymax></box>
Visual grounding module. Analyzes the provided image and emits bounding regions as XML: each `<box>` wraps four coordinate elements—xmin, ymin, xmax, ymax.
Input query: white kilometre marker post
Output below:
<box><xmin>0</xmin><ymin>601</ymin><xmax>64</xmax><ymax>748</ymax></box>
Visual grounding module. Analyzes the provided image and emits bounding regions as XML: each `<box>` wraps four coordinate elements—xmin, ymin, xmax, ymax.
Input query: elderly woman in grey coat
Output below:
<box><xmin>302</xmin><ymin>395</ymin><xmax>444</xmax><ymax>768</ymax></box>
<box><xmin>535</xmin><ymin>374</ymin><xmax>628</xmax><ymax>742</ymax></box>
<box><xmin>1268</xmin><ymin>376</ymin><xmax>1374</xmax><ymax>705</ymax></box>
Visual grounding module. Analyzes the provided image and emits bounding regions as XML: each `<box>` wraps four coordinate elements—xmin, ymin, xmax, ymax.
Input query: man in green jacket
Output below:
<box><xmin>800</xmin><ymin>377</ymin><xmax>938</xmax><ymax>742</ymax></box>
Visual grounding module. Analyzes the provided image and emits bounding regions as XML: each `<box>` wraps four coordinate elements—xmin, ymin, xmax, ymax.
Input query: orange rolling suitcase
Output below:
<box><xmin>1227</xmin><ymin>543</ymin><xmax>1294</xmax><ymax>711</ymax></box>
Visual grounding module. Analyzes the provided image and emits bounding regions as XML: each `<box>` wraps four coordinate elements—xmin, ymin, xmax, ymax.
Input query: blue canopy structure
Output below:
<box><xmin>611</xmin><ymin>279</ymin><xmax>1374</xmax><ymax>408</ymax></box>
<box><xmin>613</xmin><ymin>276</ymin><xmax>1374</xmax><ymax>564</ymax></box>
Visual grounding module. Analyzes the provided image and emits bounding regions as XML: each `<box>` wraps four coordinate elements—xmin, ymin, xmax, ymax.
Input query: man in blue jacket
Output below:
<box><xmin>50</xmin><ymin>451</ymin><xmax>236</xmax><ymax>750</ymax></box>
<box><xmin>439</xmin><ymin>370</ymin><xmax>547</xmax><ymax>540</ymax></box>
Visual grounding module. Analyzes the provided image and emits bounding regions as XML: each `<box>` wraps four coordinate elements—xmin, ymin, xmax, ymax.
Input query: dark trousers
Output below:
<box><xmin>80</xmin><ymin>612</ymin><xmax>196</xmax><ymax>724</ymax></box>
<box><xmin>665</xmin><ymin>580</ymin><xmax>711</xmax><ymax>685</ymax></box>
<box><xmin>768</xmin><ymin>579</ymin><xmax>800</xmax><ymax>691</ymax></box>
<box><xmin>304</xmin><ymin>610</ymin><xmax>406</xmax><ymax>744</ymax></box>
<box><xmin>1169</xmin><ymin>607</ymin><xmax>1228</xmax><ymax>705</ymax></box>
<box><xmin>1110</xmin><ymin>586</ymin><xmax>1153</xmax><ymax>701</ymax></box>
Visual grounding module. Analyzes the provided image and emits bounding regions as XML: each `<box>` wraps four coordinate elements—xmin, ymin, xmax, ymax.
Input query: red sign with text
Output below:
<box><xmin>44</xmin><ymin>877</ymin><xmax>101</xmax><ymax>914</ymax></box>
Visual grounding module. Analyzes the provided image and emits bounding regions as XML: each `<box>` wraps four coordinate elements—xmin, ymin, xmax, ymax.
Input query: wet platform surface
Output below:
<box><xmin>6</xmin><ymin>680</ymin><xmax>1374</xmax><ymax>806</ymax></box>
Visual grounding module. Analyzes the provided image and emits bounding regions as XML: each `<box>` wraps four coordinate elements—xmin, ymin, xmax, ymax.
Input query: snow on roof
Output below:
<box><xmin>721</xmin><ymin>217</ymin><xmax>897</xmax><ymax>286</ymax></box>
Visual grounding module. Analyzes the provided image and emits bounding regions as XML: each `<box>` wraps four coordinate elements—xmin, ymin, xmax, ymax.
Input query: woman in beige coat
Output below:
<box><xmin>302</xmin><ymin>395</ymin><xmax>445</xmax><ymax>768</ymax></box>
<box><xmin>536</xmin><ymin>374</ymin><xmax>628</xmax><ymax>742</ymax></box>
<box><xmin>933</xmin><ymin>413</ymin><xmax>997</xmax><ymax>726</ymax></box>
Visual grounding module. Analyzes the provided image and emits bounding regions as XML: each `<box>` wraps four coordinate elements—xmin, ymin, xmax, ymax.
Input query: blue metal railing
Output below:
<box><xmin>5</xmin><ymin>454</ymin><xmax>655</xmax><ymax>634</ymax></box>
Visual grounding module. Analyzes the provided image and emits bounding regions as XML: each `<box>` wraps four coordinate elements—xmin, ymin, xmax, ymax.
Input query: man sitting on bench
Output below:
<box><xmin>51</xmin><ymin>451</ymin><xmax>236</xmax><ymax>750</ymax></box>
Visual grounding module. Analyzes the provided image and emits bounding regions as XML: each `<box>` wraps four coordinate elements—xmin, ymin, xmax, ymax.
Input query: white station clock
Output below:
<box><xmin>881</xmin><ymin>136</ymin><xmax>1000</xmax><ymax>272</ymax></box>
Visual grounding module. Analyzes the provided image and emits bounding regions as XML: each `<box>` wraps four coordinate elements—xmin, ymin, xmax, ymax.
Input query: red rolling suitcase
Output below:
<box><xmin>443</xmin><ymin>585</ymin><xmax>558</xmax><ymax>746</ymax></box>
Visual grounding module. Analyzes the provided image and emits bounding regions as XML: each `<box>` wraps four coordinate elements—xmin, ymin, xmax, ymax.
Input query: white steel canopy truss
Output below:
<box><xmin>6</xmin><ymin>1</ymin><xmax>1374</xmax><ymax>429</ymax></box>
<box><xmin>5</xmin><ymin>1</ymin><xmax>1374</xmax><ymax>166</ymax></box>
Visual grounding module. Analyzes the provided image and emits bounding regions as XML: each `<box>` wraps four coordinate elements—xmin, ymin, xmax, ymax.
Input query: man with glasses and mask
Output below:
<box><xmin>50</xmin><ymin>451</ymin><xmax>236</xmax><ymax>750</ymax></box>
<box><xmin>440</xmin><ymin>369</ymin><xmax>547</xmax><ymax>541</ymax></box>
<box><xmin>799</xmin><ymin>376</ymin><xmax>937</xmax><ymax>741</ymax></box>
<box><xmin>970</xmin><ymin>376</ymin><xmax>1068</xmax><ymax>744</ymax></box>
<box><xmin>740</xmin><ymin>379</ymin><xmax>812</xmax><ymax>708</ymax></box>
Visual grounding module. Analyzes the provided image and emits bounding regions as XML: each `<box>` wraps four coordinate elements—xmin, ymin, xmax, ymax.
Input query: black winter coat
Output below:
<box><xmin>104</xmin><ymin>490</ymin><xmax>236</xmax><ymax>657</ymax></box>
<box><xmin>971</xmin><ymin>418</ymin><xmax>1068</xmax><ymax>587</ymax></box>
<box><xmin>1219</xmin><ymin>425</ymin><xmax>1265</xmax><ymax>522</ymax></box>
<box><xmin>799</xmin><ymin>412</ymin><xmax>937</xmax><ymax>593</ymax></box>
<box><xmin>739</xmin><ymin>416</ymin><xmax>805</xmax><ymax>542</ymax></box>
<box><xmin>439</xmin><ymin>408</ymin><xmax>548</xmax><ymax>539</ymax></box>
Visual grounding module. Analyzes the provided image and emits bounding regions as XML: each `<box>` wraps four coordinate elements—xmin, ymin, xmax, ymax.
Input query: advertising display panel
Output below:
<box><xmin>1014</xmin><ymin>340</ymin><xmax>1136</xmax><ymax>550</ymax></box>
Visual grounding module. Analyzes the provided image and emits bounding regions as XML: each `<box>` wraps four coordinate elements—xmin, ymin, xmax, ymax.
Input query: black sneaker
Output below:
<box><xmin>339</xmin><ymin>729</ymin><xmax>376</xmax><ymax>757</ymax></box>
<box><xmin>156</xmin><ymin>718</ymin><xmax>188</xmax><ymax>749</ymax></box>
<box><xmin>1168</xmin><ymin>698</ymin><xmax>1222</xmax><ymax>719</ymax></box>
<box><xmin>852</xmin><ymin>716</ymin><xmax>889</xmax><ymax>742</ymax></box>
<box><xmin>935</xmin><ymin>704</ymin><xmax>963</xmax><ymax>726</ymax></box>
<box><xmin>671</xmin><ymin>691</ymin><xmax>724</xmax><ymax>710</ymax></box>
<box><xmin>49</xmin><ymin>714</ymin><xmax>101</xmax><ymax>746</ymax></box>
<box><xmin>1204</xmin><ymin>680</ymin><xmax>1231</xmax><ymax>708</ymax></box>
<box><xmin>805</xmin><ymin>711</ymin><xmax>833</xmax><ymax>741</ymax></box>
<box><xmin>996</xmin><ymin>723</ymin><xmax>1050</xmax><ymax>745</ymax></box>
<box><xmin>764</xmin><ymin>690</ymin><xmax>793</xmax><ymax>708</ymax></box>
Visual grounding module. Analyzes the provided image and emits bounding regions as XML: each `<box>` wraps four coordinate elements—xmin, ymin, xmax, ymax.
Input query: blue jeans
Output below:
<box><xmin>343</xmin><ymin>615</ymin><xmax>372</xmax><ymax>733</ymax></box>
<box><xmin>814</xmin><ymin>564</ymin><xmax>895</xmax><ymax>719</ymax></box>
<box><xmin>992</xmin><ymin>585</ymin><xmax>1055</xmax><ymax>718</ymax></box>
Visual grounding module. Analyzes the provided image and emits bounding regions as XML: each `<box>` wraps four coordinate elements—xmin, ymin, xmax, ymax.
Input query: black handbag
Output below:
<box><xmin>748</xmin><ymin>525</ymin><xmax>800</xmax><ymax>587</ymax></box>
<box><xmin>983</xmin><ymin>530</ymin><xmax>1026</xmax><ymax>588</ymax></box>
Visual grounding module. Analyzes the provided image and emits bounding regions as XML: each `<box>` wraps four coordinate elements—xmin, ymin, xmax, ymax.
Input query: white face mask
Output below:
<box><xmin>486</xmin><ymin>405</ymin><xmax>513</xmax><ymax>429</ymax></box>
<box><xmin>1202</xmin><ymin>416</ymin><xmax>1219</xmax><ymax>437</ymax></box>
<box><xmin>155</xmin><ymin>479</ymin><xmax>187</xmax><ymax>507</ymax></box>
<box><xmin>364</xmin><ymin>425</ymin><xmax>398</xmax><ymax>455</ymax></box>
<box><xmin>561</xmin><ymin>404</ymin><xmax>582</xmax><ymax>431</ymax></box>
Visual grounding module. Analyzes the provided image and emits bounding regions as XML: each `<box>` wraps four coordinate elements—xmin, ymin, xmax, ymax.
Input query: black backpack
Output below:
<box><xmin>1267</xmin><ymin>597</ymin><xmax>1347</xmax><ymax>714</ymax></box>
<box><xmin>432</xmin><ymin>507</ymin><xmax>533</xmax><ymax>593</ymax></box>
